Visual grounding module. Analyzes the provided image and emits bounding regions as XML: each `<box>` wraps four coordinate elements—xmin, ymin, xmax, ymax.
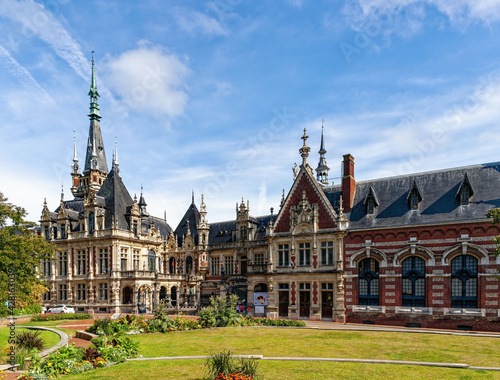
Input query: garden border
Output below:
<box><xmin>21</xmin><ymin>326</ymin><xmax>68</xmax><ymax>356</ymax></box>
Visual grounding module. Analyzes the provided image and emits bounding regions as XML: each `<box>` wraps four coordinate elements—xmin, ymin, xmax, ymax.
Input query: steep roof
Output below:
<box><xmin>323</xmin><ymin>161</ymin><xmax>500</xmax><ymax>230</ymax></box>
<box><xmin>174</xmin><ymin>202</ymin><xmax>201</xmax><ymax>246</ymax></box>
<box><xmin>84</xmin><ymin>119</ymin><xmax>108</xmax><ymax>173</ymax></box>
<box><xmin>97</xmin><ymin>168</ymin><xmax>133</xmax><ymax>229</ymax></box>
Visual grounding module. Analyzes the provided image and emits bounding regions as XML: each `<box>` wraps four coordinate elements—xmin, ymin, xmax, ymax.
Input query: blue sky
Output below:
<box><xmin>1</xmin><ymin>0</ymin><xmax>500</xmax><ymax>226</ymax></box>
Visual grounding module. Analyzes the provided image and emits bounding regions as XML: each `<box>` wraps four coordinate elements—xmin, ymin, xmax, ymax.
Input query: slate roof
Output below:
<box><xmin>175</xmin><ymin>202</ymin><xmax>201</xmax><ymax>246</ymax></box>
<box><xmin>208</xmin><ymin>215</ymin><xmax>272</xmax><ymax>245</ymax></box>
<box><xmin>84</xmin><ymin>119</ymin><xmax>108</xmax><ymax>173</ymax></box>
<box><xmin>324</xmin><ymin>161</ymin><xmax>500</xmax><ymax>230</ymax></box>
<box><xmin>141</xmin><ymin>216</ymin><xmax>172</xmax><ymax>239</ymax></box>
<box><xmin>97</xmin><ymin>168</ymin><xmax>133</xmax><ymax>230</ymax></box>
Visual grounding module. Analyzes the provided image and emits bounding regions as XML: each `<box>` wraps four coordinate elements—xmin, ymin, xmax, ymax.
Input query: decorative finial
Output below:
<box><xmin>164</xmin><ymin>210</ymin><xmax>167</xmax><ymax>222</ymax></box>
<box><xmin>61</xmin><ymin>183</ymin><xmax>64</xmax><ymax>202</ymax></box>
<box><xmin>299</xmin><ymin>128</ymin><xmax>310</xmax><ymax>166</ymax></box>
<box><xmin>280</xmin><ymin>189</ymin><xmax>285</xmax><ymax>207</ymax></box>
<box><xmin>112</xmin><ymin>135</ymin><xmax>120</xmax><ymax>175</ymax></box>
<box><xmin>316</xmin><ymin>121</ymin><xmax>329</xmax><ymax>185</ymax></box>
<box><xmin>192</xmin><ymin>189</ymin><xmax>195</xmax><ymax>204</ymax></box>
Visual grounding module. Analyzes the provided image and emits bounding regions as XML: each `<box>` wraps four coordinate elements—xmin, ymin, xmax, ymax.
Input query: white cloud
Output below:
<box><xmin>104</xmin><ymin>43</ymin><xmax>190</xmax><ymax>118</ymax></box>
<box><xmin>175</xmin><ymin>7</ymin><xmax>228</xmax><ymax>36</ymax></box>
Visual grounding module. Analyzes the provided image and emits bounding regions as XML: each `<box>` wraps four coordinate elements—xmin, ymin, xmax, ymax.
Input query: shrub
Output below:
<box><xmin>31</xmin><ymin>313</ymin><xmax>92</xmax><ymax>322</ymax></box>
<box><xmin>198</xmin><ymin>295</ymin><xmax>242</xmax><ymax>328</ymax></box>
<box><xmin>16</xmin><ymin>330</ymin><xmax>46</xmax><ymax>351</ymax></box>
<box><xmin>204</xmin><ymin>351</ymin><xmax>262</xmax><ymax>380</ymax></box>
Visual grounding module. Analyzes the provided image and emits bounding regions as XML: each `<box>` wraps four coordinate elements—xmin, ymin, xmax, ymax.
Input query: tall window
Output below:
<box><xmin>99</xmin><ymin>283</ymin><xmax>108</xmax><ymax>301</ymax></box>
<box><xmin>460</xmin><ymin>188</ymin><xmax>470</xmax><ymax>205</ymax></box>
<box><xmin>77</xmin><ymin>250</ymin><xmax>86</xmax><ymax>275</ymax></box>
<box><xmin>148</xmin><ymin>250</ymin><xmax>156</xmax><ymax>271</ymax></box>
<box><xmin>59</xmin><ymin>252</ymin><xmax>67</xmax><ymax>276</ymax></box>
<box><xmin>121</xmin><ymin>248</ymin><xmax>128</xmax><ymax>271</ymax></box>
<box><xmin>44</xmin><ymin>226</ymin><xmax>50</xmax><ymax>240</ymax></box>
<box><xmin>133</xmin><ymin>250</ymin><xmax>140</xmax><ymax>270</ymax></box>
<box><xmin>299</xmin><ymin>243</ymin><xmax>310</xmax><ymax>266</ymax></box>
<box><xmin>402</xmin><ymin>256</ymin><xmax>426</xmax><ymax>307</ymax></box>
<box><xmin>358</xmin><ymin>258</ymin><xmax>379</xmax><ymax>305</ymax></box>
<box><xmin>99</xmin><ymin>248</ymin><xmax>109</xmax><ymax>274</ymax></box>
<box><xmin>89</xmin><ymin>212</ymin><xmax>95</xmax><ymax>234</ymax></box>
<box><xmin>43</xmin><ymin>260</ymin><xmax>51</xmax><ymax>277</ymax></box>
<box><xmin>43</xmin><ymin>291</ymin><xmax>51</xmax><ymax>301</ymax></box>
<box><xmin>60</xmin><ymin>224</ymin><xmax>66</xmax><ymax>239</ymax></box>
<box><xmin>59</xmin><ymin>284</ymin><xmax>67</xmax><ymax>301</ymax></box>
<box><xmin>278</xmin><ymin>244</ymin><xmax>289</xmax><ymax>267</ymax></box>
<box><xmin>240</xmin><ymin>226</ymin><xmax>248</xmax><ymax>240</ymax></box>
<box><xmin>133</xmin><ymin>221</ymin><xmax>138</xmax><ymax>237</ymax></box>
<box><xmin>77</xmin><ymin>284</ymin><xmax>86</xmax><ymax>301</ymax></box>
<box><xmin>321</xmin><ymin>241</ymin><xmax>334</xmax><ymax>266</ymax></box>
<box><xmin>225</xmin><ymin>256</ymin><xmax>234</xmax><ymax>275</ymax></box>
<box><xmin>211</xmin><ymin>257</ymin><xmax>220</xmax><ymax>275</ymax></box>
<box><xmin>451</xmin><ymin>255</ymin><xmax>478</xmax><ymax>308</ymax></box>
<box><xmin>254</xmin><ymin>253</ymin><xmax>264</xmax><ymax>265</ymax></box>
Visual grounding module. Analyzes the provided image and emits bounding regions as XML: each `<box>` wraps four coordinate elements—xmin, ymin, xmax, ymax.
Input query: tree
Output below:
<box><xmin>486</xmin><ymin>208</ymin><xmax>500</xmax><ymax>257</ymax></box>
<box><xmin>0</xmin><ymin>192</ymin><xmax>54</xmax><ymax>312</ymax></box>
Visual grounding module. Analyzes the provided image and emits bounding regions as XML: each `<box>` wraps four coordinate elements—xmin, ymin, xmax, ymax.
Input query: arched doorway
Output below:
<box><xmin>171</xmin><ymin>286</ymin><xmax>177</xmax><ymax>307</ymax></box>
<box><xmin>122</xmin><ymin>286</ymin><xmax>132</xmax><ymax>304</ymax></box>
<box><xmin>186</xmin><ymin>256</ymin><xmax>193</xmax><ymax>274</ymax></box>
<box><xmin>169</xmin><ymin>257</ymin><xmax>175</xmax><ymax>274</ymax></box>
<box><xmin>159</xmin><ymin>286</ymin><xmax>167</xmax><ymax>301</ymax></box>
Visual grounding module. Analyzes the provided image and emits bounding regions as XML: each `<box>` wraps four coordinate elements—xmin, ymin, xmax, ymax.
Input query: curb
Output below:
<box><xmin>22</xmin><ymin>326</ymin><xmax>68</xmax><ymax>356</ymax></box>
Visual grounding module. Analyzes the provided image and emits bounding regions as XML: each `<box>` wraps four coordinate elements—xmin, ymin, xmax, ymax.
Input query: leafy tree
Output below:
<box><xmin>0</xmin><ymin>192</ymin><xmax>54</xmax><ymax>312</ymax></box>
<box><xmin>486</xmin><ymin>208</ymin><xmax>500</xmax><ymax>257</ymax></box>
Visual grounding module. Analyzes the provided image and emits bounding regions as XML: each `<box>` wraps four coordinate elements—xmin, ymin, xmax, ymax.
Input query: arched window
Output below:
<box><xmin>358</xmin><ymin>258</ymin><xmax>379</xmax><ymax>306</ymax></box>
<box><xmin>402</xmin><ymin>256</ymin><xmax>426</xmax><ymax>307</ymax></box>
<box><xmin>185</xmin><ymin>256</ymin><xmax>193</xmax><ymax>274</ymax></box>
<box><xmin>451</xmin><ymin>255</ymin><xmax>478</xmax><ymax>308</ymax></box>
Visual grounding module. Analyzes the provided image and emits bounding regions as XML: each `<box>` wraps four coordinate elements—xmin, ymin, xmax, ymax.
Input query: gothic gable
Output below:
<box><xmin>274</xmin><ymin>167</ymin><xmax>337</xmax><ymax>233</ymax></box>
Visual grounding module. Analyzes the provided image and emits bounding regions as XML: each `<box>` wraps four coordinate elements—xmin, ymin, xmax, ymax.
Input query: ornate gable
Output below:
<box><xmin>274</xmin><ymin>167</ymin><xmax>337</xmax><ymax>233</ymax></box>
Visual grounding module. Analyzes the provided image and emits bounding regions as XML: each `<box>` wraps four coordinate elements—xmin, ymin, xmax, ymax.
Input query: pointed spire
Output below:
<box><xmin>88</xmin><ymin>51</ymin><xmax>101</xmax><ymax>120</ymax></box>
<box><xmin>72</xmin><ymin>130</ymin><xmax>80</xmax><ymax>174</ymax></box>
<box><xmin>280</xmin><ymin>189</ymin><xmax>285</xmax><ymax>208</ymax></box>
<box><xmin>192</xmin><ymin>189</ymin><xmax>195</xmax><ymax>204</ymax></box>
<box><xmin>90</xmin><ymin>132</ymin><xmax>99</xmax><ymax>170</ymax></box>
<box><xmin>60</xmin><ymin>183</ymin><xmax>64</xmax><ymax>202</ymax></box>
<box><xmin>316</xmin><ymin>120</ymin><xmax>330</xmax><ymax>185</ymax></box>
<box><xmin>112</xmin><ymin>136</ymin><xmax>120</xmax><ymax>175</ymax></box>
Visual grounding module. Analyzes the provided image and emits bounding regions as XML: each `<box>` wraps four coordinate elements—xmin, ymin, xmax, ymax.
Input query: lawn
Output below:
<box><xmin>128</xmin><ymin>327</ymin><xmax>500</xmax><ymax>367</ymax></box>
<box><xmin>0</xmin><ymin>326</ymin><xmax>60</xmax><ymax>349</ymax></box>
<box><xmin>62</xmin><ymin>359</ymin><xmax>500</xmax><ymax>380</ymax></box>
<box><xmin>16</xmin><ymin>320</ymin><xmax>82</xmax><ymax>336</ymax></box>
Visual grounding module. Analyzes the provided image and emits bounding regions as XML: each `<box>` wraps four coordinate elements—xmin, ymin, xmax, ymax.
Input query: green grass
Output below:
<box><xmin>17</xmin><ymin>320</ymin><xmax>81</xmax><ymax>336</ymax></box>
<box><xmin>62</xmin><ymin>359</ymin><xmax>500</xmax><ymax>380</ymax></box>
<box><xmin>128</xmin><ymin>327</ymin><xmax>500</xmax><ymax>368</ymax></box>
<box><xmin>0</xmin><ymin>326</ymin><xmax>61</xmax><ymax>349</ymax></box>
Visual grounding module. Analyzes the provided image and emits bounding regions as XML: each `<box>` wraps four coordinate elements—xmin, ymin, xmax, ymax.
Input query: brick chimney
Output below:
<box><xmin>341</xmin><ymin>154</ymin><xmax>355</xmax><ymax>213</ymax></box>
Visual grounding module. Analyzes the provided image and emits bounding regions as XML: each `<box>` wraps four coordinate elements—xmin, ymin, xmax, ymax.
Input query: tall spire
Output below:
<box><xmin>316</xmin><ymin>120</ymin><xmax>330</xmax><ymax>185</ymax></box>
<box><xmin>112</xmin><ymin>135</ymin><xmax>120</xmax><ymax>175</ymax></box>
<box><xmin>191</xmin><ymin>190</ymin><xmax>195</xmax><ymax>204</ymax></box>
<box><xmin>84</xmin><ymin>51</ymin><xmax>108</xmax><ymax>174</ymax></box>
<box><xmin>88</xmin><ymin>51</ymin><xmax>101</xmax><ymax>120</ymax></box>
<box><xmin>90</xmin><ymin>132</ymin><xmax>99</xmax><ymax>170</ymax></box>
<box><xmin>72</xmin><ymin>130</ymin><xmax>80</xmax><ymax>174</ymax></box>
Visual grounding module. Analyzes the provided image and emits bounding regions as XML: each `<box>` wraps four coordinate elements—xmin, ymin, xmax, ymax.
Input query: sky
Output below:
<box><xmin>1</xmin><ymin>0</ymin><xmax>500</xmax><ymax>227</ymax></box>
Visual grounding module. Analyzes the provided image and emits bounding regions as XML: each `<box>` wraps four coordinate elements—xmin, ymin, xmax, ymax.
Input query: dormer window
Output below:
<box><xmin>457</xmin><ymin>173</ymin><xmax>474</xmax><ymax>206</ymax></box>
<box><xmin>407</xmin><ymin>181</ymin><xmax>422</xmax><ymax>210</ymax></box>
<box><xmin>60</xmin><ymin>225</ymin><xmax>66</xmax><ymax>239</ymax></box>
<box><xmin>364</xmin><ymin>186</ymin><xmax>379</xmax><ymax>215</ymax></box>
<box><xmin>88</xmin><ymin>212</ymin><xmax>95</xmax><ymax>234</ymax></box>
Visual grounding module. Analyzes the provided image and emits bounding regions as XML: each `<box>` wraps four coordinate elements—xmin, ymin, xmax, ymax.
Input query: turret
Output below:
<box><xmin>315</xmin><ymin>121</ymin><xmax>330</xmax><ymax>185</ymax></box>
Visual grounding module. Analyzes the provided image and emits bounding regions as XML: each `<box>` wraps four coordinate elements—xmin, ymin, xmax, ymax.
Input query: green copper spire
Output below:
<box><xmin>88</xmin><ymin>51</ymin><xmax>101</xmax><ymax>120</ymax></box>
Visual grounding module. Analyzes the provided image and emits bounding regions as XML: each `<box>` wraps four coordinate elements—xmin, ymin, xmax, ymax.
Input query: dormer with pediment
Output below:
<box><xmin>457</xmin><ymin>173</ymin><xmax>474</xmax><ymax>205</ymax></box>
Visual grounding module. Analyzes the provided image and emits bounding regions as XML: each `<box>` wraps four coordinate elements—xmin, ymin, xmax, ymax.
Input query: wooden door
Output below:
<box><xmin>322</xmin><ymin>291</ymin><xmax>333</xmax><ymax>319</ymax></box>
<box><xmin>279</xmin><ymin>291</ymin><xmax>289</xmax><ymax>317</ymax></box>
<box><xmin>299</xmin><ymin>291</ymin><xmax>310</xmax><ymax>318</ymax></box>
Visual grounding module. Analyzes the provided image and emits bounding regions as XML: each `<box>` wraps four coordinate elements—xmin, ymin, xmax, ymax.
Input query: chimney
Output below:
<box><xmin>341</xmin><ymin>154</ymin><xmax>355</xmax><ymax>212</ymax></box>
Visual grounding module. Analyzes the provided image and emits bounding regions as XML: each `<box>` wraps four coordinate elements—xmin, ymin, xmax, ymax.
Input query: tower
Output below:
<box><xmin>71</xmin><ymin>52</ymin><xmax>109</xmax><ymax>199</ymax></box>
<box><xmin>315</xmin><ymin>120</ymin><xmax>330</xmax><ymax>186</ymax></box>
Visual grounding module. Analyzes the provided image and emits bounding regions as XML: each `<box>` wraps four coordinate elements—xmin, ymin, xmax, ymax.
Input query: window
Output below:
<box><xmin>99</xmin><ymin>248</ymin><xmax>109</xmax><ymax>274</ymax></box>
<box><xmin>358</xmin><ymin>258</ymin><xmax>379</xmax><ymax>306</ymax></box>
<box><xmin>99</xmin><ymin>283</ymin><xmax>108</xmax><ymax>301</ymax></box>
<box><xmin>52</xmin><ymin>226</ymin><xmax>57</xmax><ymax>239</ymax></box>
<box><xmin>43</xmin><ymin>260</ymin><xmax>51</xmax><ymax>277</ymax></box>
<box><xmin>133</xmin><ymin>221</ymin><xmax>138</xmax><ymax>237</ymax></box>
<box><xmin>43</xmin><ymin>291</ymin><xmax>51</xmax><ymax>301</ymax></box>
<box><xmin>148</xmin><ymin>250</ymin><xmax>156</xmax><ymax>271</ymax></box>
<box><xmin>121</xmin><ymin>248</ymin><xmax>128</xmax><ymax>271</ymax></box>
<box><xmin>321</xmin><ymin>241</ymin><xmax>334</xmax><ymax>266</ymax></box>
<box><xmin>77</xmin><ymin>250</ymin><xmax>86</xmax><ymax>275</ymax></box>
<box><xmin>279</xmin><ymin>283</ymin><xmax>289</xmax><ymax>290</ymax></box>
<box><xmin>278</xmin><ymin>244</ymin><xmax>289</xmax><ymax>267</ymax></box>
<box><xmin>240</xmin><ymin>226</ymin><xmax>248</xmax><ymax>240</ymax></box>
<box><xmin>225</xmin><ymin>256</ymin><xmax>234</xmax><ymax>275</ymax></box>
<box><xmin>133</xmin><ymin>250</ymin><xmax>140</xmax><ymax>270</ymax></box>
<box><xmin>298</xmin><ymin>243</ymin><xmax>310</xmax><ymax>266</ymax></box>
<box><xmin>59</xmin><ymin>252</ymin><xmax>67</xmax><ymax>276</ymax></box>
<box><xmin>77</xmin><ymin>284</ymin><xmax>86</xmax><ymax>301</ymax></box>
<box><xmin>299</xmin><ymin>283</ymin><xmax>311</xmax><ymax>290</ymax></box>
<box><xmin>460</xmin><ymin>188</ymin><xmax>470</xmax><ymax>205</ymax></box>
<box><xmin>44</xmin><ymin>226</ymin><xmax>50</xmax><ymax>240</ymax></box>
<box><xmin>89</xmin><ymin>212</ymin><xmax>95</xmax><ymax>234</ymax></box>
<box><xmin>367</xmin><ymin>198</ymin><xmax>375</xmax><ymax>214</ymax></box>
<box><xmin>254</xmin><ymin>254</ymin><xmax>265</xmax><ymax>265</ymax></box>
<box><xmin>211</xmin><ymin>257</ymin><xmax>220</xmax><ymax>275</ymax></box>
<box><xmin>451</xmin><ymin>255</ymin><xmax>478</xmax><ymax>308</ymax></box>
<box><xmin>402</xmin><ymin>256</ymin><xmax>426</xmax><ymax>307</ymax></box>
<box><xmin>321</xmin><ymin>283</ymin><xmax>334</xmax><ymax>290</ymax></box>
<box><xmin>59</xmin><ymin>284</ymin><xmax>67</xmax><ymax>301</ymax></box>
<box><xmin>410</xmin><ymin>194</ymin><xmax>419</xmax><ymax>209</ymax></box>
<box><xmin>60</xmin><ymin>224</ymin><xmax>66</xmax><ymax>239</ymax></box>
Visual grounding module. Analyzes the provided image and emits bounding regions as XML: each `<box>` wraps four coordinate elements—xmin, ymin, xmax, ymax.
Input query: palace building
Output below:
<box><xmin>40</xmin><ymin>59</ymin><xmax>500</xmax><ymax>331</ymax></box>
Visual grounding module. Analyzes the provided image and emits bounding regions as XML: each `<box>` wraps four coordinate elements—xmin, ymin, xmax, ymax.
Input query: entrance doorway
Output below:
<box><xmin>279</xmin><ymin>291</ymin><xmax>289</xmax><ymax>317</ymax></box>
<box><xmin>299</xmin><ymin>291</ymin><xmax>310</xmax><ymax>318</ymax></box>
<box><xmin>122</xmin><ymin>286</ymin><xmax>132</xmax><ymax>304</ymax></box>
<box><xmin>171</xmin><ymin>286</ymin><xmax>177</xmax><ymax>307</ymax></box>
<box><xmin>240</xmin><ymin>256</ymin><xmax>247</xmax><ymax>274</ymax></box>
<box><xmin>321</xmin><ymin>291</ymin><xmax>333</xmax><ymax>319</ymax></box>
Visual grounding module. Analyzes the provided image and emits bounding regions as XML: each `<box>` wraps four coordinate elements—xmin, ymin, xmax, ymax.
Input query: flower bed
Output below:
<box><xmin>31</xmin><ymin>313</ymin><xmax>93</xmax><ymax>322</ymax></box>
